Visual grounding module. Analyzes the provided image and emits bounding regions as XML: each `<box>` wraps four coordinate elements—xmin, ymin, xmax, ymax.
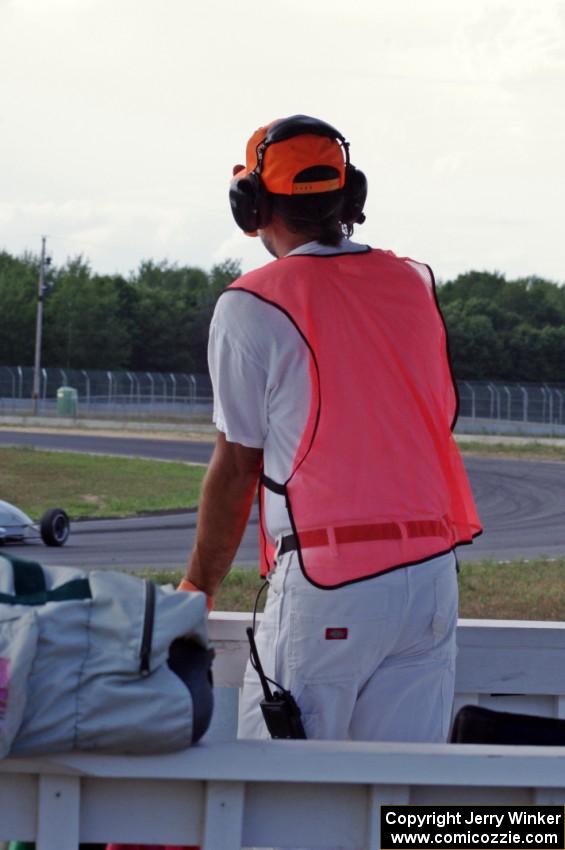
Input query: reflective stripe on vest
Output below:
<box><xmin>228</xmin><ymin>248</ymin><xmax>482</xmax><ymax>588</ymax></box>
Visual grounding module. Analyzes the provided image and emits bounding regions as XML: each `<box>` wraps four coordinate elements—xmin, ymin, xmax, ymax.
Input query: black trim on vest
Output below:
<box><xmin>257</xmin><ymin>472</ymin><xmax>271</xmax><ymax>573</ymax></box>
<box><xmin>222</xmin><ymin>286</ymin><xmax>323</xmax><ymax>575</ymax></box>
<box><xmin>426</xmin><ymin>264</ymin><xmax>460</xmax><ymax>432</ymax></box>
<box><xmin>281</xmin><ymin>478</ymin><xmax>483</xmax><ymax>591</ymax></box>
<box><xmin>261</xmin><ymin>472</ymin><xmax>287</xmax><ymax>495</ymax></box>
<box><xmin>284</xmin><ymin>246</ymin><xmax>372</xmax><ymax>260</ymax></box>
<box><xmin>223</xmin><ymin>290</ymin><xmax>321</xmax><ymax>470</ymax></box>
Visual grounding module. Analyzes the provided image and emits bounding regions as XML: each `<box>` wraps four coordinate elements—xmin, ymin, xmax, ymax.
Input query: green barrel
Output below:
<box><xmin>56</xmin><ymin>386</ymin><xmax>78</xmax><ymax>417</ymax></box>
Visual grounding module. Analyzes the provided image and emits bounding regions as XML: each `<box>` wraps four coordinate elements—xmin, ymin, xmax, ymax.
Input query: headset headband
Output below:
<box><xmin>254</xmin><ymin>114</ymin><xmax>350</xmax><ymax>176</ymax></box>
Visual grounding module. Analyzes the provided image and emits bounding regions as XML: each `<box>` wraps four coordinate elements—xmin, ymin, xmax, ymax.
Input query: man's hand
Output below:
<box><xmin>184</xmin><ymin>432</ymin><xmax>263</xmax><ymax>597</ymax></box>
<box><xmin>177</xmin><ymin>577</ymin><xmax>215</xmax><ymax>611</ymax></box>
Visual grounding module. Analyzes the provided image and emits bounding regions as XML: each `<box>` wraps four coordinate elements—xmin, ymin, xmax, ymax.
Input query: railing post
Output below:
<box><xmin>37</xmin><ymin>774</ymin><xmax>80</xmax><ymax>850</ymax></box>
<box><xmin>202</xmin><ymin>781</ymin><xmax>245</xmax><ymax>850</ymax></box>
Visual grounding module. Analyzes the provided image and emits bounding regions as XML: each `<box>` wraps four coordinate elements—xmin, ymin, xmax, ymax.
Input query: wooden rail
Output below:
<box><xmin>2</xmin><ymin>616</ymin><xmax>565</xmax><ymax>850</ymax></box>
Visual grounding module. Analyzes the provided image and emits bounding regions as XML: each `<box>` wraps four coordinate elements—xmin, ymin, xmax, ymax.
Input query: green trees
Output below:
<box><xmin>0</xmin><ymin>252</ymin><xmax>241</xmax><ymax>373</ymax></box>
<box><xmin>0</xmin><ymin>251</ymin><xmax>41</xmax><ymax>365</ymax></box>
<box><xmin>44</xmin><ymin>258</ymin><xmax>133</xmax><ymax>370</ymax></box>
<box><xmin>0</xmin><ymin>253</ymin><xmax>562</xmax><ymax>381</ymax></box>
<box><xmin>437</xmin><ymin>271</ymin><xmax>565</xmax><ymax>382</ymax></box>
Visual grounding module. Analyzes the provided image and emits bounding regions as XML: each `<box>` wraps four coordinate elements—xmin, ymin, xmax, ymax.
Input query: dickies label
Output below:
<box><xmin>325</xmin><ymin>627</ymin><xmax>348</xmax><ymax>640</ymax></box>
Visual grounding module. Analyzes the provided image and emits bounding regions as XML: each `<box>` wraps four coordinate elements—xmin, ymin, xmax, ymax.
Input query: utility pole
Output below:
<box><xmin>31</xmin><ymin>236</ymin><xmax>47</xmax><ymax>415</ymax></box>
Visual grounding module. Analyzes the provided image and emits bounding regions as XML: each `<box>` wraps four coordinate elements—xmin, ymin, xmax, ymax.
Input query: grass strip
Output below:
<box><xmin>457</xmin><ymin>557</ymin><xmax>565</xmax><ymax>620</ymax></box>
<box><xmin>458</xmin><ymin>441</ymin><xmax>565</xmax><ymax>462</ymax></box>
<box><xmin>140</xmin><ymin>557</ymin><xmax>565</xmax><ymax>621</ymax></box>
<box><xmin>0</xmin><ymin>446</ymin><xmax>205</xmax><ymax>519</ymax></box>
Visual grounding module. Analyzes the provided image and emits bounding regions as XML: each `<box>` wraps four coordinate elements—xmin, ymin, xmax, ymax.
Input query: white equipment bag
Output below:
<box><xmin>0</xmin><ymin>553</ymin><xmax>213</xmax><ymax>757</ymax></box>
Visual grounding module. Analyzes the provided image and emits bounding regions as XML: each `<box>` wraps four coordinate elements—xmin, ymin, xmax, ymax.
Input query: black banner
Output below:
<box><xmin>381</xmin><ymin>805</ymin><xmax>565</xmax><ymax>850</ymax></box>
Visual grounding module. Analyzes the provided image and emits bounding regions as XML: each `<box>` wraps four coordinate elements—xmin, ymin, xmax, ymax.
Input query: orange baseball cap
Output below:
<box><xmin>232</xmin><ymin>118</ymin><xmax>346</xmax><ymax>195</ymax></box>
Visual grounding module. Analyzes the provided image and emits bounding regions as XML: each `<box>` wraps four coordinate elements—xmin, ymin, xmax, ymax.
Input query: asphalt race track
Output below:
<box><xmin>1</xmin><ymin>429</ymin><xmax>564</xmax><ymax>570</ymax></box>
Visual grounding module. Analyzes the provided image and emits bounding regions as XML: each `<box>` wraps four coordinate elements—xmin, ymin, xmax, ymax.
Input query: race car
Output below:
<box><xmin>0</xmin><ymin>500</ymin><xmax>70</xmax><ymax>547</ymax></box>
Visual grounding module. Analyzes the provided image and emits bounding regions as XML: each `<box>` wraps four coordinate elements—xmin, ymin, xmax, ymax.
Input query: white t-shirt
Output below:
<box><xmin>208</xmin><ymin>238</ymin><xmax>370</xmax><ymax>539</ymax></box>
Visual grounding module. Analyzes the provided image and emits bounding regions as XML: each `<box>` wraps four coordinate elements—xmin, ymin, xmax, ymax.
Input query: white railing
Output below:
<box><xmin>1</xmin><ymin>616</ymin><xmax>565</xmax><ymax>850</ymax></box>
<box><xmin>208</xmin><ymin>613</ymin><xmax>565</xmax><ymax>725</ymax></box>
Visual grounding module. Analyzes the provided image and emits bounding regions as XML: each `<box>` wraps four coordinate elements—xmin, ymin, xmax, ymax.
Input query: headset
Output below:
<box><xmin>229</xmin><ymin>114</ymin><xmax>368</xmax><ymax>234</ymax></box>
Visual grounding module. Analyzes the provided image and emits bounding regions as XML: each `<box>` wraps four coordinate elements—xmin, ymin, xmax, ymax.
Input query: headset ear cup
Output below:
<box><xmin>229</xmin><ymin>174</ymin><xmax>260</xmax><ymax>232</ymax></box>
<box><xmin>256</xmin><ymin>181</ymin><xmax>272</xmax><ymax>230</ymax></box>
<box><xmin>342</xmin><ymin>165</ymin><xmax>368</xmax><ymax>226</ymax></box>
<box><xmin>229</xmin><ymin>173</ymin><xmax>272</xmax><ymax>233</ymax></box>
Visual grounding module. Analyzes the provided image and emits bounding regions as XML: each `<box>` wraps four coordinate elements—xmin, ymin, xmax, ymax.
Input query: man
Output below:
<box><xmin>181</xmin><ymin>114</ymin><xmax>482</xmax><ymax>743</ymax></box>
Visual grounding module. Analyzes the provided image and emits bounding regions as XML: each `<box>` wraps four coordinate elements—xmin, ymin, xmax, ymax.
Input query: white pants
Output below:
<box><xmin>238</xmin><ymin>550</ymin><xmax>458</xmax><ymax>743</ymax></box>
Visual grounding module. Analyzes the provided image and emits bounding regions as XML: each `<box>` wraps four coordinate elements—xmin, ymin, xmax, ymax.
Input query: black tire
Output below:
<box><xmin>40</xmin><ymin>508</ymin><xmax>70</xmax><ymax>547</ymax></box>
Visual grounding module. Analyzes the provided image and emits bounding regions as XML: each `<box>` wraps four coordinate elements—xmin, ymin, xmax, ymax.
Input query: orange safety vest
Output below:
<box><xmin>228</xmin><ymin>248</ymin><xmax>482</xmax><ymax>588</ymax></box>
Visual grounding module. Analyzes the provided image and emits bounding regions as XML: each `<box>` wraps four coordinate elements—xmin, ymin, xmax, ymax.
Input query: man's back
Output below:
<box><xmin>223</xmin><ymin>245</ymin><xmax>481</xmax><ymax>585</ymax></box>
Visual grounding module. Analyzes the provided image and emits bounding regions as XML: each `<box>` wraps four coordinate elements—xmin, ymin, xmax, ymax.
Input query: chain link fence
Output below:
<box><xmin>0</xmin><ymin>366</ymin><xmax>564</xmax><ymax>435</ymax></box>
<box><xmin>0</xmin><ymin>366</ymin><xmax>213</xmax><ymax>422</ymax></box>
<box><xmin>457</xmin><ymin>380</ymin><xmax>565</xmax><ymax>436</ymax></box>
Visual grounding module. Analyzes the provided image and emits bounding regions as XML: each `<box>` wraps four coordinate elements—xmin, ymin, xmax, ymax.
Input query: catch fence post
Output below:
<box><xmin>555</xmin><ymin>387</ymin><xmax>563</xmax><ymax>425</ymax></box>
<box><xmin>146</xmin><ymin>372</ymin><xmax>155</xmax><ymax>412</ymax></box>
<box><xmin>5</xmin><ymin>367</ymin><xmax>15</xmax><ymax>402</ymax></box>
<box><xmin>81</xmin><ymin>370</ymin><xmax>90</xmax><ymax>412</ymax></box>
<box><xmin>126</xmin><ymin>371</ymin><xmax>135</xmax><ymax>406</ymax></box>
<box><xmin>189</xmin><ymin>374</ymin><xmax>197</xmax><ymax>417</ymax></box>
<box><xmin>520</xmin><ymin>385</ymin><xmax>528</xmax><ymax>423</ymax></box>
<box><xmin>487</xmin><ymin>383</ymin><xmax>495</xmax><ymax>419</ymax></box>
<box><xmin>503</xmin><ymin>385</ymin><xmax>511</xmax><ymax>421</ymax></box>
<box><xmin>540</xmin><ymin>385</ymin><xmax>548</xmax><ymax>423</ymax></box>
<box><xmin>41</xmin><ymin>368</ymin><xmax>48</xmax><ymax>405</ymax></box>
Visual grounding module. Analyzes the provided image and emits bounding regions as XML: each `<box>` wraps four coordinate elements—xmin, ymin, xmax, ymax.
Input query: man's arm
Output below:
<box><xmin>184</xmin><ymin>432</ymin><xmax>263</xmax><ymax>597</ymax></box>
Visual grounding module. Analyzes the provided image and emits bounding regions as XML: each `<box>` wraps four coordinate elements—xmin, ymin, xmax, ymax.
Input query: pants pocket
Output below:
<box><xmin>431</xmin><ymin>565</ymin><xmax>458</xmax><ymax>648</ymax></box>
<box><xmin>288</xmin><ymin>608</ymin><xmax>363</xmax><ymax>684</ymax></box>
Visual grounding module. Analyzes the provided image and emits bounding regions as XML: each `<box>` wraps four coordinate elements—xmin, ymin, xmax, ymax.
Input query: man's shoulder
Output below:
<box><xmin>212</xmin><ymin>284</ymin><xmax>308</xmax><ymax>353</ymax></box>
<box><xmin>226</xmin><ymin>257</ymin><xmax>280</xmax><ymax>292</ymax></box>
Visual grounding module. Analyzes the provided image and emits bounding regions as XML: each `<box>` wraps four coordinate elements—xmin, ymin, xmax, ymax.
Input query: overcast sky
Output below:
<box><xmin>1</xmin><ymin>0</ymin><xmax>564</xmax><ymax>283</ymax></box>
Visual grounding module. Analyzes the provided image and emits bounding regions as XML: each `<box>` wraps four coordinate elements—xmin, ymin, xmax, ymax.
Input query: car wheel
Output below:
<box><xmin>40</xmin><ymin>508</ymin><xmax>70</xmax><ymax>546</ymax></box>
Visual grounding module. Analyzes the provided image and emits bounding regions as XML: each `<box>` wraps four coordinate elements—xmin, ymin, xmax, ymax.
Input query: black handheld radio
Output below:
<box><xmin>246</xmin><ymin>627</ymin><xmax>306</xmax><ymax>739</ymax></box>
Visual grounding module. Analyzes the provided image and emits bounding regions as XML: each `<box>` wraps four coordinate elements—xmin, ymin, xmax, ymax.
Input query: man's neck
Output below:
<box><xmin>258</xmin><ymin>216</ymin><xmax>313</xmax><ymax>259</ymax></box>
<box><xmin>275</xmin><ymin>232</ymin><xmax>313</xmax><ymax>259</ymax></box>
